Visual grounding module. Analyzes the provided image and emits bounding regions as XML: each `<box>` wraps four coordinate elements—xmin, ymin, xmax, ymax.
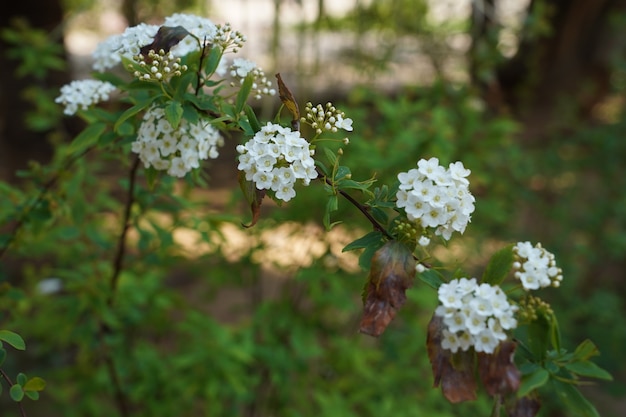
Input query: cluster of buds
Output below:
<box><xmin>516</xmin><ymin>295</ymin><xmax>554</xmax><ymax>322</ymax></box>
<box><xmin>214</xmin><ymin>22</ymin><xmax>246</xmax><ymax>53</ymax></box>
<box><xmin>130</xmin><ymin>49</ymin><xmax>188</xmax><ymax>82</ymax></box>
<box><xmin>301</xmin><ymin>102</ymin><xmax>354</xmax><ymax>135</ymax></box>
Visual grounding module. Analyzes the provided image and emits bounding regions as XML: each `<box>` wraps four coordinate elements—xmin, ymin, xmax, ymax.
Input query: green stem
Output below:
<box><xmin>0</xmin><ymin>369</ymin><xmax>28</xmax><ymax>417</ymax></box>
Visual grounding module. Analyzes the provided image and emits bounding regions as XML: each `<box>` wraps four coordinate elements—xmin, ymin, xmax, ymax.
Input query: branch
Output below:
<box><xmin>0</xmin><ymin>146</ymin><xmax>94</xmax><ymax>261</ymax></box>
<box><xmin>0</xmin><ymin>368</ymin><xmax>28</xmax><ymax>417</ymax></box>
<box><xmin>108</xmin><ymin>156</ymin><xmax>141</xmax><ymax>306</ymax></box>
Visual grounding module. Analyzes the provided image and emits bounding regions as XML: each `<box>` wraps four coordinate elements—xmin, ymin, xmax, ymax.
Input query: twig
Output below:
<box><xmin>0</xmin><ymin>147</ymin><xmax>94</xmax><ymax>260</ymax></box>
<box><xmin>0</xmin><ymin>368</ymin><xmax>28</xmax><ymax>417</ymax></box>
<box><xmin>107</xmin><ymin>156</ymin><xmax>141</xmax><ymax>306</ymax></box>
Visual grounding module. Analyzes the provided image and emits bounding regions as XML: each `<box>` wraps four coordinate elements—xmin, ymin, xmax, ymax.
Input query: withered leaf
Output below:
<box><xmin>359</xmin><ymin>241</ymin><xmax>415</xmax><ymax>337</ymax></box>
<box><xmin>238</xmin><ymin>171</ymin><xmax>265</xmax><ymax>228</ymax></box>
<box><xmin>506</xmin><ymin>395</ymin><xmax>541</xmax><ymax>417</ymax></box>
<box><xmin>140</xmin><ymin>26</ymin><xmax>190</xmax><ymax>58</ymax></box>
<box><xmin>427</xmin><ymin>315</ymin><xmax>478</xmax><ymax>403</ymax></box>
<box><xmin>275</xmin><ymin>73</ymin><xmax>300</xmax><ymax>131</ymax></box>
<box><xmin>477</xmin><ymin>341</ymin><xmax>521</xmax><ymax>396</ymax></box>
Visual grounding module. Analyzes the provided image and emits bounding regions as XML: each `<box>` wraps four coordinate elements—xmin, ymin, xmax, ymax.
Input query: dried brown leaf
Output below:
<box><xmin>477</xmin><ymin>341</ymin><xmax>521</xmax><ymax>396</ymax></box>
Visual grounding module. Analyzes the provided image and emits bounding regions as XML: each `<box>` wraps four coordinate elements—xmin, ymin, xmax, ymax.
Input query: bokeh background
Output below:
<box><xmin>1</xmin><ymin>0</ymin><xmax>625</xmax><ymax>416</ymax></box>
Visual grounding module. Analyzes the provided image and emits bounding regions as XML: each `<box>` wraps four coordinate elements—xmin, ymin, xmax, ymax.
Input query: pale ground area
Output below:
<box><xmin>59</xmin><ymin>0</ymin><xmax>528</xmax><ymax>281</ymax></box>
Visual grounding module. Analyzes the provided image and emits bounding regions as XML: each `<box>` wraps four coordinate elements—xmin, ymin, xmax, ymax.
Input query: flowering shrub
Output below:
<box><xmin>0</xmin><ymin>12</ymin><xmax>612</xmax><ymax>417</ymax></box>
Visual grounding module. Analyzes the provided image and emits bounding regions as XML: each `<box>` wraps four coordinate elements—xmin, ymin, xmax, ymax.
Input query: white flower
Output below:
<box><xmin>513</xmin><ymin>242</ymin><xmax>563</xmax><ymax>290</ymax></box>
<box><xmin>236</xmin><ymin>122</ymin><xmax>317</xmax><ymax>202</ymax></box>
<box><xmin>55</xmin><ymin>80</ymin><xmax>118</xmax><ymax>115</ymax></box>
<box><xmin>92</xmin><ymin>23</ymin><xmax>159</xmax><ymax>71</ymax></box>
<box><xmin>435</xmin><ymin>277</ymin><xmax>517</xmax><ymax>354</ymax></box>
<box><xmin>130</xmin><ymin>105</ymin><xmax>223</xmax><ymax>178</ymax></box>
<box><xmin>396</xmin><ymin>159</ymin><xmax>474</xmax><ymax>240</ymax></box>
<box><xmin>335</xmin><ymin>115</ymin><xmax>353</xmax><ymax>131</ymax></box>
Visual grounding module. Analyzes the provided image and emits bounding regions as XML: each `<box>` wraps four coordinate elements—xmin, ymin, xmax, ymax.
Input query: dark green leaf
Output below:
<box><xmin>315</xmin><ymin>160</ymin><xmax>330</xmax><ymax>177</ymax></box>
<box><xmin>0</xmin><ymin>330</ymin><xmax>25</xmax><ymax>350</ymax></box>
<box><xmin>66</xmin><ymin>122</ymin><xmax>107</xmax><ymax>155</ymax></box>
<box><xmin>343</xmin><ymin>231</ymin><xmax>384</xmax><ymax>252</ymax></box>
<box><xmin>244</xmin><ymin>104</ymin><xmax>262</xmax><ymax>133</ymax></box>
<box><xmin>323</xmin><ymin>195</ymin><xmax>339</xmax><ymax>230</ymax></box>
<box><xmin>334</xmin><ymin>165</ymin><xmax>351</xmax><ymax>181</ymax></box>
<box><xmin>0</xmin><ymin>347</ymin><xmax>6</xmax><ymax>365</ymax></box>
<box><xmin>17</xmin><ymin>373</ymin><xmax>27</xmax><ymax>386</ymax></box>
<box><xmin>24</xmin><ymin>391</ymin><xmax>39</xmax><ymax>401</ymax></box>
<box><xmin>417</xmin><ymin>268</ymin><xmax>445</xmax><ymax>289</ymax></box>
<box><xmin>10</xmin><ymin>384</ymin><xmax>24</xmax><ymax>402</ymax></box>
<box><xmin>203</xmin><ymin>46</ymin><xmax>223</xmax><ymax>75</ymax></box>
<box><xmin>323</xmin><ymin>147</ymin><xmax>337</xmax><ymax>166</ymax></box>
<box><xmin>526</xmin><ymin>315</ymin><xmax>550</xmax><ymax>360</ymax></box>
<box><xmin>517</xmin><ymin>368</ymin><xmax>549</xmax><ymax>397</ymax></box>
<box><xmin>115</xmin><ymin>120</ymin><xmax>135</xmax><ymax>137</ymax></box>
<box><xmin>551</xmin><ymin>380</ymin><xmax>600</xmax><ymax>417</ymax></box>
<box><xmin>565</xmin><ymin>361</ymin><xmax>612</xmax><ymax>381</ymax></box>
<box><xmin>481</xmin><ymin>243</ymin><xmax>514</xmax><ymax>285</ymax></box>
<box><xmin>358</xmin><ymin>239</ymin><xmax>386</xmax><ymax>271</ymax></box>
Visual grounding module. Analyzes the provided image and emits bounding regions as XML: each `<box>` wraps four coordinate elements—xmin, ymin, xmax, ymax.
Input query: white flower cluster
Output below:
<box><xmin>435</xmin><ymin>278</ymin><xmax>518</xmax><ymax>354</ymax></box>
<box><xmin>55</xmin><ymin>80</ymin><xmax>118</xmax><ymax>115</ymax></box>
<box><xmin>513</xmin><ymin>242</ymin><xmax>563</xmax><ymax>290</ymax></box>
<box><xmin>131</xmin><ymin>106</ymin><xmax>223</xmax><ymax>178</ymax></box>
<box><xmin>229</xmin><ymin>58</ymin><xmax>276</xmax><ymax>99</ymax></box>
<box><xmin>396</xmin><ymin>158</ymin><xmax>475</xmax><ymax>240</ymax></box>
<box><xmin>92</xmin><ymin>14</ymin><xmax>227</xmax><ymax>73</ymax></box>
<box><xmin>302</xmin><ymin>102</ymin><xmax>353</xmax><ymax>135</ymax></box>
<box><xmin>131</xmin><ymin>50</ymin><xmax>188</xmax><ymax>82</ymax></box>
<box><xmin>236</xmin><ymin>123</ymin><xmax>318</xmax><ymax>202</ymax></box>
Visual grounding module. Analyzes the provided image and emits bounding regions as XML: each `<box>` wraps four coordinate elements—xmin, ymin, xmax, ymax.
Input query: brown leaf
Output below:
<box><xmin>140</xmin><ymin>26</ymin><xmax>190</xmax><ymax>58</ymax></box>
<box><xmin>359</xmin><ymin>241</ymin><xmax>415</xmax><ymax>337</ymax></box>
<box><xmin>238</xmin><ymin>171</ymin><xmax>265</xmax><ymax>228</ymax></box>
<box><xmin>275</xmin><ymin>73</ymin><xmax>300</xmax><ymax>131</ymax></box>
<box><xmin>506</xmin><ymin>395</ymin><xmax>541</xmax><ymax>417</ymax></box>
<box><xmin>477</xmin><ymin>341</ymin><xmax>521</xmax><ymax>396</ymax></box>
<box><xmin>426</xmin><ymin>315</ymin><xmax>478</xmax><ymax>403</ymax></box>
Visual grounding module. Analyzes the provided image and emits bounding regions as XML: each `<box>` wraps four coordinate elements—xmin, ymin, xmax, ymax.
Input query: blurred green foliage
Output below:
<box><xmin>1</xmin><ymin>1</ymin><xmax>624</xmax><ymax>416</ymax></box>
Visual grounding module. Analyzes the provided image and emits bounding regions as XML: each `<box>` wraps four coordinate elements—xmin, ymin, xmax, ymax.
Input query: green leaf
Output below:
<box><xmin>0</xmin><ymin>330</ymin><xmax>25</xmax><ymax>350</ymax></box>
<box><xmin>114</xmin><ymin>99</ymin><xmax>153</xmax><ymax>133</ymax></box>
<box><xmin>343</xmin><ymin>231</ymin><xmax>384</xmax><ymax>252</ymax></box>
<box><xmin>481</xmin><ymin>243</ymin><xmax>514</xmax><ymax>285</ymax></box>
<box><xmin>551</xmin><ymin>380</ymin><xmax>600</xmax><ymax>417</ymax></box>
<box><xmin>165</xmin><ymin>101</ymin><xmax>184</xmax><ymax>130</ymax></box>
<box><xmin>315</xmin><ymin>160</ymin><xmax>330</xmax><ymax>177</ymax></box>
<box><xmin>24</xmin><ymin>391</ymin><xmax>39</xmax><ymax>401</ymax></box>
<box><xmin>115</xmin><ymin>120</ymin><xmax>135</xmax><ymax>137</ymax></box>
<box><xmin>24</xmin><ymin>376</ymin><xmax>46</xmax><ymax>392</ymax></box>
<box><xmin>323</xmin><ymin>195</ymin><xmax>339</xmax><ymax>230</ymax></box>
<box><xmin>235</xmin><ymin>75</ymin><xmax>253</xmax><ymax>114</ymax></box>
<box><xmin>358</xmin><ymin>241</ymin><xmax>385</xmax><ymax>271</ymax></box>
<box><xmin>323</xmin><ymin>147</ymin><xmax>337</xmax><ymax>166</ymax></box>
<box><xmin>17</xmin><ymin>373</ymin><xmax>27</xmax><ymax>386</ymax></box>
<box><xmin>334</xmin><ymin>165</ymin><xmax>351</xmax><ymax>181</ymax></box>
<box><xmin>65</xmin><ymin>122</ymin><xmax>107</xmax><ymax>155</ymax></box>
<box><xmin>526</xmin><ymin>315</ymin><xmax>550</xmax><ymax>360</ymax></box>
<box><xmin>0</xmin><ymin>347</ymin><xmax>6</xmax><ymax>365</ymax></box>
<box><xmin>565</xmin><ymin>361</ymin><xmax>613</xmax><ymax>381</ymax></box>
<box><xmin>572</xmin><ymin>339</ymin><xmax>600</xmax><ymax>361</ymax></box>
<box><xmin>10</xmin><ymin>384</ymin><xmax>24</xmax><ymax>402</ymax></box>
<box><xmin>244</xmin><ymin>104</ymin><xmax>262</xmax><ymax>133</ymax></box>
<box><xmin>517</xmin><ymin>368</ymin><xmax>549</xmax><ymax>397</ymax></box>
<box><xmin>417</xmin><ymin>268</ymin><xmax>445</xmax><ymax>289</ymax></box>
<box><xmin>203</xmin><ymin>46</ymin><xmax>224</xmax><ymax>75</ymax></box>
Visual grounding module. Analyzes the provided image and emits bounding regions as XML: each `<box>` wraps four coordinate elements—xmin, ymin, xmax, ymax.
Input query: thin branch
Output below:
<box><xmin>108</xmin><ymin>156</ymin><xmax>141</xmax><ymax>306</ymax></box>
<box><xmin>0</xmin><ymin>146</ymin><xmax>94</xmax><ymax>260</ymax></box>
<box><xmin>0</xmin><ymin>368</ymin><xmax>28</xmax><ymax>417</ymax></box>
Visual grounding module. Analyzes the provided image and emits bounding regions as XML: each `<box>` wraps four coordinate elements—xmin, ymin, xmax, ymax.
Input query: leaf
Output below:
<box><xmin>0</xmin><ymin>330</ymin><xmax>25</xmax><ymax>350</ymax></box>
<box><xmin>65</xmin><ymin>122</ymin><xmax>107</xmax><ymax>155</ymax></box>
<box><xmin>322</xmin><ymin>146</ymin><xmax>337</xmax><ymax>166</ymax></box>
<box><xmin>243</xmin><ymin>104</ymin><xmax>262</xmax><ymax>133</ymax></box>
<box><xmin>276</xmin><ymin>73</ymin><xmax>300</xmax><ymax>130</ymax></box>
<box><xmin>238</xmin><ymin>171</ymin><xmax>265</xmax><ymax>228</ymax></box>
<box><xmin>572</xmin><ymin>339</ymin><xmax>600</xmax><ymax>361</ymax></box>
<box><xmin>482</xmin><ymin>243</ymin><xmax>514</xmax><ymax>286</ymax></box>
<box><xmin>564</xmin><ymin>360</ymin><xmax>612</xmax><ymax>381</ymax></box>
<box><xmin>139</xmin><ymin>25</ymin><xmax>190</xmax><ymax>57</ymax></box>
<box><xmin>24</xmin><ymin>391</ymin><xmax>39</xmax><ymax>401</ymax></box>
<box><xmin>203</xmin><ymin>45</ymin><xmax>223</xmax><ymax>75</ymax></box>
<box><xmin>17</xmin><ymin>373</ymin><xmax>27</xmax><ymax>386</ymax></box>
<box><xmin>323</xmin><ymin>195</ymin><xmax>339</xmax><ymax>230</ymax></box>
<box><xmin>551</xmin><ymin>380</ymin><xmax>600</xmax><ymax>417</ymax></box>
<box><xmin>417</xmin><ymin>268</ymin><xmax>445</xmax><ymax>289</ymax></box>
<box><xmin>10</xmin><ymin>384</ymin><xmax>24</xmax><ymax>402</ymax></box>
<box><xmin>164</xmin><ymin>101</ymin><xmax>184</xmax><ymax>130</ymax></box>
<box><xmin>23</xmin><ymin>377</ymin><xmax>46</xmax><ymax>392</ymax></box>
<box><xmin>517</xmin><ymin>368</ymin><xmax>549</xmax><ymax>397</ymax></box>
<box><xmin>359</xmin><ymin>241</ymin><xmax>415</xmax><ymax>337</ymax></box>
<box><xmin>114</xmin><ymin>99</ymin><xmax>153</xmax><ymax>133</ymax></box>
<box><xmin>525</xmin><ymin>315</ymin><xmax>550</xmax><ymax>360</ymax></box>
<box><xmin>235</xmin><ymin>75</ymin><xmax>253</xmax><ymax>114</ymax></box>
<box><xmin>343</xmin><ymin>231</ymin><xmax>384</xmax><ymax>252</ymax></box>
<box><xmin>478</xmin><ymin>341</ymin><xmax>521</xmax><ymax>396</ymax></box>
<box><xmin>426</xmin><ymin>315</ymin><xmax>478</xmax><ymax>403</ymax></box>
<box><xmin>0</xmin><ymin>347</ymin><xmax>6</xmax><ymax>365</ymax></box>
<box><xmin>506</xmin><ymin>395</ymin><xmax>542</xmax><ymax>417</ymax></box>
